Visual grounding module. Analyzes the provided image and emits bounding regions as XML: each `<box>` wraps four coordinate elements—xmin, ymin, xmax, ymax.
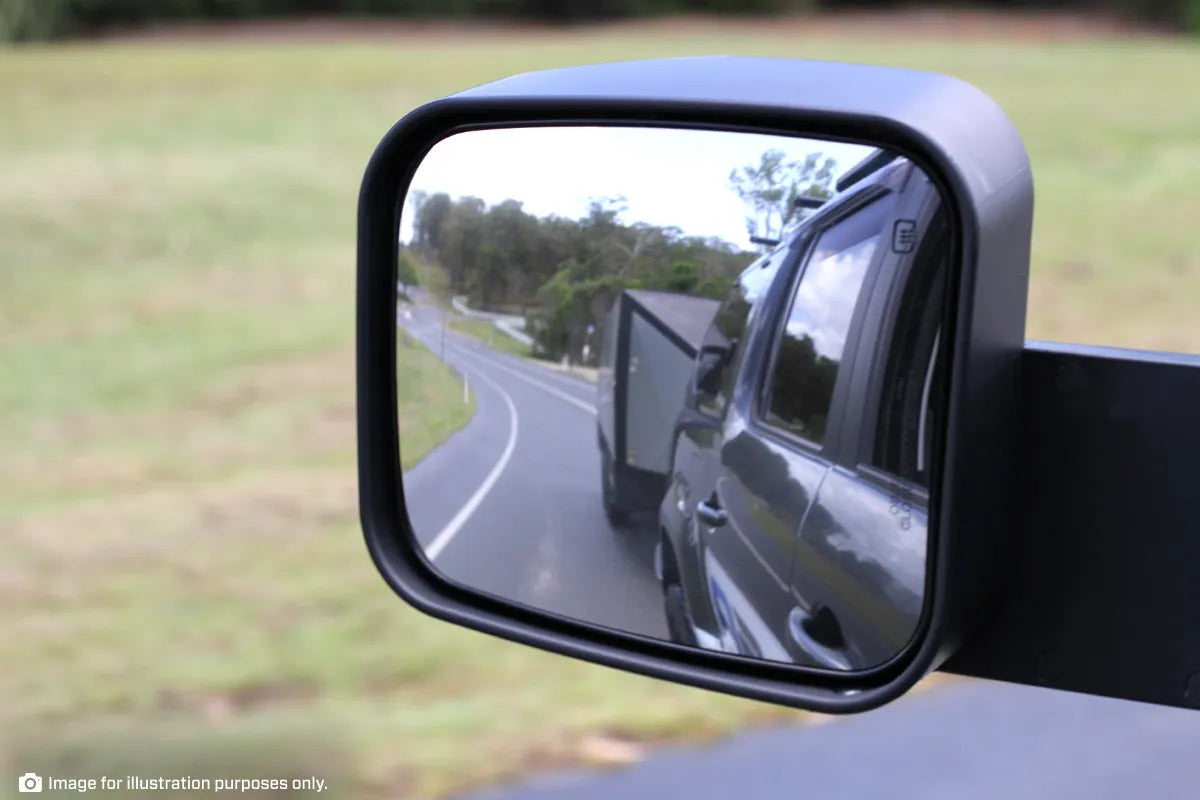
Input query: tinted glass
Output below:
<box><xmin>695</xmin><ymin>250</ymin><xmax>784</xmax><ymax>416</ymax></box>
<box><xmin>763</xmin><ymin>197</ymin><xmax>894</xmax><ymax>444</ymax></box>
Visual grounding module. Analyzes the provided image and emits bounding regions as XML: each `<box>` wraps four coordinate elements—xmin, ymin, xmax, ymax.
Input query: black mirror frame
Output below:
<box><xmin>357</xmin><ymin>56</ymin><xmax>1034</xmax><ymax>713</ymax></box>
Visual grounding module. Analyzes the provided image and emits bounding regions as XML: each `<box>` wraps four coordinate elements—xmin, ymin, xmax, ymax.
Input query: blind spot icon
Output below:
<box><xmin>893</xmin><ymin>219</ymin><xmax>917</xmax><ymax>253</ymax></box>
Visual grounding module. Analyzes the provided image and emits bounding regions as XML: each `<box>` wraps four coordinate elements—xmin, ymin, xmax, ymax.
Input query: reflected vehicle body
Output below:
<box><xmin>596</xmin><ymin>290</ymin><xmax>722</xmax><ymax>527</ymax></box>
<box><xmin>659</xmin><ymin>153</ymin><xmax>949</xmax><ymax>670</ymax></box>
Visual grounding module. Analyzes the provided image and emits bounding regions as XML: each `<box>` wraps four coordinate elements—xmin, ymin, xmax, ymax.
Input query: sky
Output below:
<box><xmin>786</xmin><ymin>234</ymin><xmax>881</xmax><ymax>359</ymax></box>
<box><xmin>400</xmin><ymin>125</ymin><xmax>876</xmax><ymax>249</ymax></box>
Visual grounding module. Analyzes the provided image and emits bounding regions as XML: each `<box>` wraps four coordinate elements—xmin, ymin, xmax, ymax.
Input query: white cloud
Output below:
<box><xmin>785</xmin><ymin>234</ymin><xmax>880</xmax><ymax>359</ymax></box>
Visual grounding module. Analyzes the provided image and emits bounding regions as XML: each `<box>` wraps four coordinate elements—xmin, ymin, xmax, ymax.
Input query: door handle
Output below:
<box><xmin>696</xmin><ymin>497</ymin><xmax>728</xmax><ymax>527</ymax></box>
<box><xmin>787</xmin><ymin>606</ymin><xmax>852</xmax><ymax>670</ymax></box>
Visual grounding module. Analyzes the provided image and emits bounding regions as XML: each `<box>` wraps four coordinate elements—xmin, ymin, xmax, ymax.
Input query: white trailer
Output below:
<box><xmin>596</xmin><ymin>289</ymin><xmax>721</xmax><ymax>526</ymax></box>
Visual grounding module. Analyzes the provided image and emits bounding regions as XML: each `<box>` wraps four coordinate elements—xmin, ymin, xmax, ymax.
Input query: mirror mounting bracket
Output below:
<box><xmin>948</xmin><ymin>341</ymin><xmax>1200</xmax><ymax>711</ymax></box>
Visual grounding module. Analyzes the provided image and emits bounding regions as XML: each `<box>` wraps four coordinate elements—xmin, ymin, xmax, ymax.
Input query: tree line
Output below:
<box><xmin>404</xmin><ymin>144</ymin><xmax>842</xmax><ymax>363</ymax></box>
<box><xmin>404</xmin><ymin>191</ymin><xmax>757</xmax><ymax>362</ymax></box>
<box><xmin>3</xmin><ymin>0</ymin><xmax>1196</xmax><ymax>41</ymax></box>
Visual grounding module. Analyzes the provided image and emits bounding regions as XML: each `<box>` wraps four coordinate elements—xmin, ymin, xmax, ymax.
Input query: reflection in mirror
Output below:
<box><xmin>395</xmin><ymin>125</ymin><xmax>951</xmax><ymax>672</ymax></box>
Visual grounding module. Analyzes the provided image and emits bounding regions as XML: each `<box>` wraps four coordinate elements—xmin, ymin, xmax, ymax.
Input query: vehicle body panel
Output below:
<box><xmin>662</xmin><ymin>158</ymin><xmax>942</xmax><ymax>669</ymax></box>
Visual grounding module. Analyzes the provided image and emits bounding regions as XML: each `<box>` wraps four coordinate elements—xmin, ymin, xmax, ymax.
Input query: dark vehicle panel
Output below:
<box><xmin>731</xmin><ymin>189</ymin><xmax>901</xmax><ymax>667</ymax></box>
<box><xmin>788</xmin><ymin>170</ymin><xmax>949</xmax><ymax>668</ymax></box>
<box><xmin>714</xmin><ymin>419</ymin><xmax>826</xmax><ymax>662</ymax></box>
<box><xmin>661</xmin><ymin>156</ymin><xmax>949</xmax><ymax>669</ymax></box>
<box><xmin>660</xmin><ymin>244</ymin><xmax>790</xmax><ymax>651</ymax></box>
<box><xmin>791</xmin><ymin>469</ymin><xmax>928</xmax><ymax>668</ymax></box>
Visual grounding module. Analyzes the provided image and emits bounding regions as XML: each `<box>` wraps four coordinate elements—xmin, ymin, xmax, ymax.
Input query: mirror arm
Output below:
<box><xmin>946</xmin><ymin>340</ymin><xmax>1200</xmax><ymax>710</ymax></box>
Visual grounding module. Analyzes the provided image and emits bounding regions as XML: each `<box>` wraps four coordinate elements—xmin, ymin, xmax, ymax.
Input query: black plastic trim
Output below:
<box><xmin>946</xmin><ymin>342</ymin><xmax>1200</xmax><ymax>710</ymax></box>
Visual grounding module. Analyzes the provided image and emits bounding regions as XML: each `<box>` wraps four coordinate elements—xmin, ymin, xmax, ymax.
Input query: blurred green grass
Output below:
<box><xmin>448</xmin><ymin>316</ymin><xmax>533</xmax><ymax>358</ymax></box>
<box><xmin>1</xmin><ymin>18</ymin><xmax>1198</xmax><ymax>800</ymax></box>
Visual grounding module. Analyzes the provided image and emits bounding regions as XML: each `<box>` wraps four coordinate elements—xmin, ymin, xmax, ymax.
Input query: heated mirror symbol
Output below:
<box><xmin>893</xmin><ymin>219</ymin><xmax>917</xmax><ymax>253</ymax></box>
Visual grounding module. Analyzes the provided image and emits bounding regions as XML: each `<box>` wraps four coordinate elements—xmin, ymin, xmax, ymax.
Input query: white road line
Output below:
<box><xmin>450</xmin><ymin>343</ymin><xmax>597</xmax><ymax>415</ymax></box>
<box><xmin>462</xmin><ymin>340</ymin><xmax>593</xmax><ymax>396</ymax></box>
<box><xmin>425</xmin><ymin>368</ymin><xmax>520</xmax><ymax>563</ymax></box>
<box><xmin>407</xmin><ymin>312</ymin><xmax>593</xmax><ymax>395</ymax></box>
<box><xmin>509</xmin><ymin>356</ymin><xmax>595</xmax><ymax>392</ymax></box>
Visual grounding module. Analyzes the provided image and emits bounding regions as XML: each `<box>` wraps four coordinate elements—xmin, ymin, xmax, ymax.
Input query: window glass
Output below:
<box><xmin>694</xmin><ymin>249</ymin><xmax>784</xmax><ymax>416</ymax></box>
<box><xmin>763</xmin><ymin>198</ymin><xmax>891</xmax><ymax>444</ymax></box>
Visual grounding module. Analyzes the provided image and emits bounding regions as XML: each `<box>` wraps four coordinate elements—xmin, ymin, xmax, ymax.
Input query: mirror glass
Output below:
<box><xmin>396</xmin><ymin>125</ymin><xmax>951</xmax><ymax>672</ymax></box>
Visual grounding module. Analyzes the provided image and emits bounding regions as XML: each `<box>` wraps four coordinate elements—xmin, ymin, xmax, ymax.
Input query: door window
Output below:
<box><xmin>762</xmin><ymin>197</ymin><xmax>892</xmax><ymax>445</ymax></box>
<box><xmin>694</xmin><ymin>249</ymin><xmax>784</xmax><ymax>417</ymax></box>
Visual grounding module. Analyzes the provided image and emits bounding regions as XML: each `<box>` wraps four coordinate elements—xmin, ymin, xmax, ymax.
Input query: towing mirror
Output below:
<box><xmin>358</xmin><ymin>57</ymin><xmax>1032</xmax><ymax>713</ymax></box>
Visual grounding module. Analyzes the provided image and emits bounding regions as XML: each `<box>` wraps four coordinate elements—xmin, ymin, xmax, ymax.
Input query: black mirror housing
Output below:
<box><xmin>357</xmin><ymin>56</ymin><xmax>1033</xmax><ymax>713</ymax></box>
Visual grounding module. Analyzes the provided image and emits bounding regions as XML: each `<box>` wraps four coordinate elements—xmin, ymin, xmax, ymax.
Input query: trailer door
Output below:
<box><xmin>624</xmin><ymin>308</ymin><xmax>698</xmax><ymax>475</ymax></box>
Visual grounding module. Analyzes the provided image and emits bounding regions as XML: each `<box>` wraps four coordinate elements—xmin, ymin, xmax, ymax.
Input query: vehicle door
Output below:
<box><xmin>707</xmin><ymin>191</ymin><xmax>901</xmax><ymax>664</ymax></box>
<box><xmin>788</xmin><ymin>168</ymin><xmax>949</xmax><ymax>670</ymax></box>
<box><xmin>671</xmin><ymin>246</ymin><xmax>787</xmax><ymax>651</ymax></box>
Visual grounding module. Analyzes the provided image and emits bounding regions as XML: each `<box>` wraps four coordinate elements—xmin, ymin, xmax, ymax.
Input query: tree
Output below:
<box><xmin>728</xmin><ymin>149</ymin><xmax>837</xmax><ymax>243</ymax></box>
<box><xmin>664</xmin><ymin>261</ymin><xmax>700</xmax><ymax>293</ymax></box>
<box><xmin>471</xmin><ymin>198</ymin><xmax>538</xmax><ymax>309</ymax></box>
<box><xmin>437</xmin><ymin>196</ymin><xmax>487</xmax><ymax>293</ymax></box>
<box><xmin>767</xmin><ymin>333</ymin><xmax>839</xmax><ymax>443</ymax></box>
<box><xmin>397</xmin><ymin>249</ymin><xmax>420</xmax><ymax>295</ymax></box>
<box><xmin>407</xmin><ymin>190</ymin><xmax>756</xmax><ymax>363</ymax></box>
<box><xmin>412</xmin><ymin>192</ymin><xmax>453</xmax><ymax>258</ymax></box>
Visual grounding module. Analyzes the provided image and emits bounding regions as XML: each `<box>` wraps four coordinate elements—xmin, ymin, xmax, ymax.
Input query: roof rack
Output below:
<box><xmin>835</xmin><ymin>148</ymin><xmax>898</xmax><ymax>193</ymax></box>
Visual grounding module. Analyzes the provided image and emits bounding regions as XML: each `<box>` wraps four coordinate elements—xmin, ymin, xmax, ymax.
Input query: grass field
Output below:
<box><xmin>1</xmin><ymin>16</ymin><xmax>1198</xmax><ymax>799</ymax></box>
<box><xmin>448</xmin><ymin>316</ymin><xmax>533</xmax><ymax>358</ymax></box>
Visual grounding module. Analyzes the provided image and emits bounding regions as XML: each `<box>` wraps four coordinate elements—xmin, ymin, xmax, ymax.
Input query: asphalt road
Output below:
<box><xmin>398</xmin><ymin>302</ymin><xmax>668</xmax><ymax>640</ymax></box>
<box><xmin>466</xmin><ymin>679</ymin><xmax>1200</xmax><ymax>800</ymax></box>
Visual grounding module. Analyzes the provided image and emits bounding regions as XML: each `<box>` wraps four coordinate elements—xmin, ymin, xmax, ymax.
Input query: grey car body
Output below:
<box><xmin>658</xmin><ymin>155</ymin><xmax>949</xmax><ymax>670</ymax></box>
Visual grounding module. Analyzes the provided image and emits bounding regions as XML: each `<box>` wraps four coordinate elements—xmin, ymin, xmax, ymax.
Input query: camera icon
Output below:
<box><xmin>18</xmin><ymin>773</ymin><xmax>43</xmax><ymax>793</ymax></box>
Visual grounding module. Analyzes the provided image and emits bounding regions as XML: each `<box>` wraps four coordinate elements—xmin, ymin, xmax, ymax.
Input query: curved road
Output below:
<box><xmin>399</xmin><ymin>302</ymin><xmax>667</xmax><ymax>640</ymax></box>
